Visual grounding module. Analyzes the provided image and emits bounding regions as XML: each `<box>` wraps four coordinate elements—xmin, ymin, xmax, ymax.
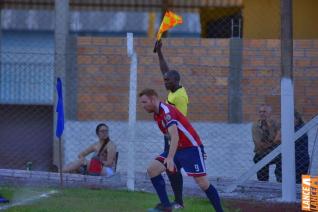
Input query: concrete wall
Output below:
<box><xmin>63</xmin><ymin>120</ymin><xmax>318</xmax><ymax>181</ymax></box>
<box><xmin>0</xmin><ymin>31</ymin><xmax>54</xmax><ymax>105</ymax></box>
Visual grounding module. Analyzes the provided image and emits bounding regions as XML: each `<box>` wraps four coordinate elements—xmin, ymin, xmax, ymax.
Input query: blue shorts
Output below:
<box><xmin>156</xmin><ymin>146</ymin><xmax>206</xmax><ymax>177</ymax></box>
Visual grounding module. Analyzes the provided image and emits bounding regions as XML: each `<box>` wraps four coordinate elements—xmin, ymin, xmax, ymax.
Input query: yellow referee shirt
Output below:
<box><xmin>166</xmin><ymin>86</ymin><xmax>189</xmax><ymax>116</ymax></box>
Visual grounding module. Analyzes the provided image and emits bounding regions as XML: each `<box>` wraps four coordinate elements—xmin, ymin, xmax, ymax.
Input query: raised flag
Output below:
<box><xmin>56</xmin><ymin>78</ymin><xmax>64</xmax><ymax>138</ymax></box>
<box><xmin>156</xmin><ymin>10</ymin><xmax>183</xmax><ymax>40</ymax></box>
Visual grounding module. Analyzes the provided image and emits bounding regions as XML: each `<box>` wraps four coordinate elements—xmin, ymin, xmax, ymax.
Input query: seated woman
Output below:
<box><xmin>62</xmin><ymin>123</ymin><xmax>117</xmax><ymax>176</ymax></box>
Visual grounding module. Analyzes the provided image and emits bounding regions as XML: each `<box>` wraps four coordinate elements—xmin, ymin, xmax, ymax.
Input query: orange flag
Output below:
<box><xmin>156</xmin><ymin>11</ymin><xmax>183</xmax><ymax>40</ymax></box>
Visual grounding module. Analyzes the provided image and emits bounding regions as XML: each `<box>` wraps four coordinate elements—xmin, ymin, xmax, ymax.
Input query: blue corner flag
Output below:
<box><xmin>56</xmin><ymin>78</ymin><xmax>64</xmax><ymax>138</ymax></box>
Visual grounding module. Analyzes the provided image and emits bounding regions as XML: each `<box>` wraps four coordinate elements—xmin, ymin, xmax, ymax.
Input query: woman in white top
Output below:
<box><xmin>62</xmin><ymin>123</ymin><xmax>117</xmax><ymax>176</ymax></box>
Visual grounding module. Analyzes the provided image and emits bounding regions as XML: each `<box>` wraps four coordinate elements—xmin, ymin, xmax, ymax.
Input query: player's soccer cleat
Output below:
<box><xmin>171</xmin><ymin>201</ymin><xmax>184</xmax><ymax>209</ymax></box>
<box><xmin>0</xmin><ymin>196</ymin><xmax>9</xmax><ymax>203</ymax></box>
<box><xmin>147</xmin><ymin>203</ymin><xmax>172</xmax><ymax>212</ymax></box>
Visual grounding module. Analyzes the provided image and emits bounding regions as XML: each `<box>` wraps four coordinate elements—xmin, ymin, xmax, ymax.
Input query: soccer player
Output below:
<box><xmin>154</xmin><ymin>40</ymin><xmax>188</xmax><ymax>209</ymax></box>
<box><xmin>139</xmin><ymin>89</ymin><xmax>223</xmax><ymax>212</ymax></box>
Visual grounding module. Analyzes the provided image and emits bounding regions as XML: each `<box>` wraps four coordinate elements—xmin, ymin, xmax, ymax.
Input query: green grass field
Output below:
<box><xmin>0</xmin><ymin>187</ymin><xmax>235</xmax><ymax>212</ymax></box>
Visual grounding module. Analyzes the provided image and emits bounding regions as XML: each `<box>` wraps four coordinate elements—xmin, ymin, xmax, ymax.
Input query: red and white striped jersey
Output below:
<box><xmin>154</xmin><ymin>102</ymin><xmax>203</xmax><ymax>149</ymax></box>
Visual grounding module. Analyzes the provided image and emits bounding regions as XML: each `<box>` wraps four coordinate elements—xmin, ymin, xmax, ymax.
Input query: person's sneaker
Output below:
<box><xmin>0</xmin><ymin>196</ymin><xmax>9</xmax><ymax>203</ymax></box>
<box><xmin>147</xmin><ymin>203</ymin><xmax>172</xmax><ymax>212</ymax></box>
<box><xmin>171</xmin><ymin>201</ymin><xmax>184</xmax><ymax>209</ymax></box>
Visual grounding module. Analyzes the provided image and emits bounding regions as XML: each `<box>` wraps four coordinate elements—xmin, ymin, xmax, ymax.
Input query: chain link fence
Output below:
<box><xmin>1</xmin><ymin>0</ymin><xmax>318</xmax><ymax>202</ymax></box>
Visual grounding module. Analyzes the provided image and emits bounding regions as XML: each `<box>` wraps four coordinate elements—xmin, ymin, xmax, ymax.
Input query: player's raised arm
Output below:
<box><xmin>154</xmin><ymin>40</ymin><xmax>170</xmax><ymax>76</ymax></box>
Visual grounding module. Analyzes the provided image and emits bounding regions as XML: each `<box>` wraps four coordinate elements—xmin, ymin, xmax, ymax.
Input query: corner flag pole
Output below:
<box><xmin>56</xmin><ymin>78</ymin><xmax>65</xmax><ymax>189</ymax></box>
<box><xmin>58</xmin><ymin>137</ymin><xmax>63</xmax><ymax>189</ymax></box>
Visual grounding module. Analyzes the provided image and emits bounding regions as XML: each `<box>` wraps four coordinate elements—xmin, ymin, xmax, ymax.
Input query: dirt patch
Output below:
<box><xmin>224</xmin><ymin>198</ymin><xmax>300</xmax><ymax>212</ymax></box>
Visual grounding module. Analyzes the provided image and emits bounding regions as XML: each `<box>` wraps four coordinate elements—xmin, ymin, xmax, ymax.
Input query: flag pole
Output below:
<box><xmin>153</xmin><ymin>40</ymin><xmax>159</xmax><ymax>53</ymax></box>
<box><xmin>56</xmin><ymin>77</ymin><xmax>65</xmax><ymax>189</ymax></box>
<box><xmin>59</xmin><ymin>137</ymin><xmax>64</xmax><ymax>189</ymax></box>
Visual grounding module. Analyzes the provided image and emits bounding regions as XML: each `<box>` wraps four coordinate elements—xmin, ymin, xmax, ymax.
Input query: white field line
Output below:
<box><xmin>0</xmin><ymin>190</ymin><xmax>58</xmax><ymax>211</ymax></box>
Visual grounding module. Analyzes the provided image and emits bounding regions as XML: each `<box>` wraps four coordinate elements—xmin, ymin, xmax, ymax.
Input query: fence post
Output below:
<box><xmin>281</xmin><ymin>0</ymin><xmax>296</xmax><ymax>202</ymax></box>
<box><xmin>54</xmin><ymin>0</ymin><xmax>69</xmax><ymax>175</ymax></box>
<box><xmin>127</xmin><ymin>32</ymin><xmax>137</xmax><ymax>191</ymax></box>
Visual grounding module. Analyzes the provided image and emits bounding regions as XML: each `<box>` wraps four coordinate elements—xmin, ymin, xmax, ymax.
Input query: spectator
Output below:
<box><xmin>252</xmin><ymin>104</ymin><xmax>282</xmax><ymax>182</ymax></box>
<box><xmin>294</xmin><ymin>110</ymin><xmax>310</xmax><ymax>184</ymax></box>
<box><xmin>62</xmin><ymin>123</ymin><xmax>117</xmax><ymax>176</ymax></box>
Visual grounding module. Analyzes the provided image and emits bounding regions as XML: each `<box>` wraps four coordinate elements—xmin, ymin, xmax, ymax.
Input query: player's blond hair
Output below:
<box><xmin>138</xmin><ymin>88</ymin><xmax>158</xmax><ymax>98</ymax></box>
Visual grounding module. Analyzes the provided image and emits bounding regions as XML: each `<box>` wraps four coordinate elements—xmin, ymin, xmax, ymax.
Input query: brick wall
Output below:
<box><xmin>76</xmin><ymin>37</ymin><xmax>318</xmax><ymax>122</ymax></box>
<box><xmin>294</xmin><ymin>40</ymin><xmax>318</xmax><ymax>121</ymax></box>
<box><xmin>77</xmin><ymin>37</ymin><xmax>130</xmax><ymax>120</ymax></box>
<box><xmin>242</xmin><ymin>40</ymin><xmax>281</xmax><ymax>121</ymax></box>
<box><xmin>242</xmin><ymin>39</ymin><xmax>318</xmax><ymax>122</ymax></box>
<box><xmin>76</xmin><ymin>37</ymin><xmax>229</xmax><ymax>121</ymax></box>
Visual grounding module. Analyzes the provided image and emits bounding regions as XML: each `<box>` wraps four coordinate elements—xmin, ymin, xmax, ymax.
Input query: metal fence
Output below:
<box><xmin>1</xmin><ymin>0</ymin><xmax>318</xmax><ymax>203</ymax></box>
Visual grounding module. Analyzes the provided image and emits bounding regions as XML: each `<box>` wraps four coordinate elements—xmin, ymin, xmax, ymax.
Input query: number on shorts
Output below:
<box><xmin>194</xmin><ymin>164</ymin><xmax>200</xmax><ymax>172</ymax></box>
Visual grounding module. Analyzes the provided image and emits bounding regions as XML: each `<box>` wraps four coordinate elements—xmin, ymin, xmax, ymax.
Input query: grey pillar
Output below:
<box><xmin>281</xmin><ymin>0</ymin><xmax>293</xmax><ymax>80</ymax></box>
<box><xmin>0</xmin><ymin>8</ymin><xmax>2</xmax><ymax>100</ymax></box>
<box><xmin>54</xmin><ymin>0</ymin><xmax>69</xmax><ymax>84</ymax></box>
<box><xmin>66</xmin><ymin>36</ymin><xmax>78</xmax><ymax>120</ymax></box>
<box><xmin>281</xmin><ymin>0</ymin><xmax>296</xmax><ymax>202</ymax></box>
<box><xmin>53</xmin><ymin>0</ymin><xmax>69</xmax><ymax>168</ymax></box>
<box><xmin>228</xmin><ymin>38</ymin><xmax>243</xmax><ymax>123</ymax></box>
